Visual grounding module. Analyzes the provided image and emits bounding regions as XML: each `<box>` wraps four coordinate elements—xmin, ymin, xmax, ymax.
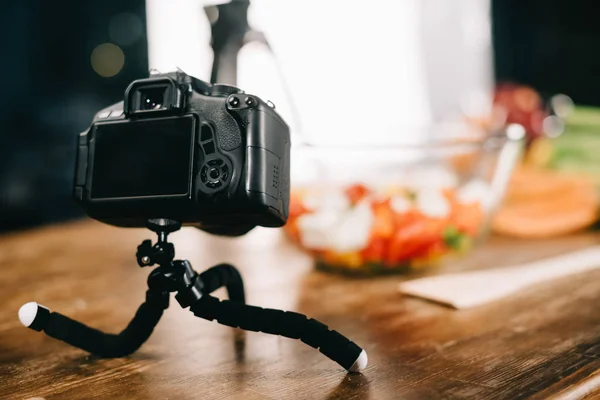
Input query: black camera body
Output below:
<box><xmin>73</xmin><ymin>71</ymin><xmax>290</xmax><ymax>236</ymax></box>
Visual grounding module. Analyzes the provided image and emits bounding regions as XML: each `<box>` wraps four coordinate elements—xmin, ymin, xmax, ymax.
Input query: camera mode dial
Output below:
<box><xmin>211</xmin><ymin>84</ymin><xmax>243</xmax><ymax>97</ymax></box>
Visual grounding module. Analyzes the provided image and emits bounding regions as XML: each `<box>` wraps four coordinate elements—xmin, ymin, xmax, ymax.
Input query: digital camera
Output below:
<box><xmin>73</xmin><ymin>71</ymin><xmax>290</xmax><ymax>236</ymax></box>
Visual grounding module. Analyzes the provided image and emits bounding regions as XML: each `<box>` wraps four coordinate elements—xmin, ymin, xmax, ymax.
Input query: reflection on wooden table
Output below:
<box><xmin>0</xmin><ymin>220</ymin><xmax>598</xmax><ymax>399</ymax></box>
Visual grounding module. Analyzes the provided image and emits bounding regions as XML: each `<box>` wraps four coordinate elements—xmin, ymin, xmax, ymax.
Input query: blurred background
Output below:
<box><xmin>0</xmin><ymin>0</ymin><xmax>148</xmax><ymax>231</ymax></box>
<box><xmin>2</xmin><ymin>0</ymin><xmax>600</xmax><ymax>272</ymax></box>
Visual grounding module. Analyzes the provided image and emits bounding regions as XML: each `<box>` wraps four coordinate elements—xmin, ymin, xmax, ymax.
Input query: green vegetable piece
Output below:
<box><xmin>443</xmin><ymin>225</ymin><xmax>472</xmax><ymax>251</ymax></box>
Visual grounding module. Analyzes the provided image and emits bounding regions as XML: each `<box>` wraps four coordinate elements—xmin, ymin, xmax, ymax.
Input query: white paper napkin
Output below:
<box><xmin>398</xmin><ymin>246</ymin><xmax>600</xmax><ymax>309</ymax></box>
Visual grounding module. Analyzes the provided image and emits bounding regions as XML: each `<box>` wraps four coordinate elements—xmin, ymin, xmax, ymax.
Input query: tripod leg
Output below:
<box><xmin>188</xmin><ymin>294</ymin><xmax>368</xmax><ymax>373</ymax></box>
<box><xmin>18</xmin><ymin>290</ymin><xmax>169</xmax><ymax>358</ymax></box>
<box><xmin>199</xmin><ymin>263</ymin><xmax>245</xmax><ymax>303</ymax></box>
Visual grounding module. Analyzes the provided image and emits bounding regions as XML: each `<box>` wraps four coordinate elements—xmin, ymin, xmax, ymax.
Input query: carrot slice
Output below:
<box><xmin>492</xmin><ymin>179</ymin><xmax>598</xmax><ymax>238</ymax></box>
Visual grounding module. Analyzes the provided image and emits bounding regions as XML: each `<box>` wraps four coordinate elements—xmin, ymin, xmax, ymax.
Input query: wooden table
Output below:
<box><xmin>0</xmin><ymin>221</ymin><xmax>599</xmax><ymax>400</ymax></box>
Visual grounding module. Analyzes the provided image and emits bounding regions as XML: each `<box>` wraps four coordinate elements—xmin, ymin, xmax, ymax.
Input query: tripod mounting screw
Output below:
<box><xmin>146</xmin><ymin>219</ymin><xmax>182</xmax><ymax>234</ymax></box>
<box><xmin>140</xmin><ymin>256</ymin><xmax>152</xmax><ymax>266</ymax></box>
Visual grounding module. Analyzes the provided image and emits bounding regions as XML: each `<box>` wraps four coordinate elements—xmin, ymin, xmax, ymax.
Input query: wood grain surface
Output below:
<box><xmin>0</xmin><ymin>220</ymin><xmax>599</xmax><ymax>400</ymax></box>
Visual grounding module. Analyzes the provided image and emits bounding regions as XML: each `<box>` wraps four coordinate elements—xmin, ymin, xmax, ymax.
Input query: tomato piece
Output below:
<box><xmin>410</xmin><ymin>239</ymin><xmax>449</xmax><ymax>267</ymax></box>
<box><xmin>361</xmin><ymin>237</ymin><xmax>387</xmax><ymax>262</ymax></box>
<box><xmin>385</xmin><ymin>239</ymin><xmax>429</xmax><ymax>266</ymax></box>
<box><xmin>384</xmin><ymin>219</ymin><xmax>445</xmax><ymax>265</ymax></box>
<box><xmin>392</xmin><ymin>209</ymin><xmax>424</xmax><ymax>230</ymax></box>
<box><xmin>371</xmin><ymin>201</ymin><xmax>395</xmax><ymax>239</ymax></box>
<box><xmin>345</xmin><ymin>184</ymin><xmax>371</xmax><ymax>205</ymax></box>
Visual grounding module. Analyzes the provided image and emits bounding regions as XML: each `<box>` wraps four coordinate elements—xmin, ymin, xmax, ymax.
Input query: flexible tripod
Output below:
<box><xmin>18</xmin><ymin>219</ymin><xmax>367</xmax><ymax>372</ymax></box>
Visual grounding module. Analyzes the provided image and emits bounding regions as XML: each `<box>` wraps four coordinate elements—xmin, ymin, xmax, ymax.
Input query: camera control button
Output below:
<box><xmin>228</xmin><ymin>96</ymin><xmax>240</xmax><ymax>107</ymax></box>
<box><xmin>221</xmin><ymin>165</ymin><xmax>229</xmax><ymax>181</ymax></box>
<box><xmin>212</xmin><ymin>84</ymin><xmax>243</xmax><ymax>97</ymax></box>
<box><xmin>206</xmin><ymin>181</ymin><xmax>222</xmax><ymax>189</ymax></box>
<box><xmin>200</xmin><ymin>158</ymin><xmax>230</xmax><ymax>192</ymax></box>
<box><xmin>208</xmin><ymin>167</ymin><xmax>220</xmax><ymax>180</ymax></box>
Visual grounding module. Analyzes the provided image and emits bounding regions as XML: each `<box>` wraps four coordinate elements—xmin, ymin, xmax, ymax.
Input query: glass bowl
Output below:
<box><xmin>284</xmin><ymin>124</ymin><xmax>524</xmax><ymax>275</ymax></box>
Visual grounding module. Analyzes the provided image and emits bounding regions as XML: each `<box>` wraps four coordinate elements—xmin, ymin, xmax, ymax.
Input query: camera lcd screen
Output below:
<box><xmin>90</xmin><ymin>116</ymin><xmax>194</xmax><ymax>199</ymax></box>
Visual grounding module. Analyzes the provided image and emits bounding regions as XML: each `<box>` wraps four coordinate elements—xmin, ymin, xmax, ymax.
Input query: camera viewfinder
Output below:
<box><xmin>140</xmin><ymin>87</ymin><xmax>166</xmax><ymax>110</ymax></box>
<box><xmin>124</xmin><ymin>78</ymin><xmax>182</xmax><ymax>117</ymax></box>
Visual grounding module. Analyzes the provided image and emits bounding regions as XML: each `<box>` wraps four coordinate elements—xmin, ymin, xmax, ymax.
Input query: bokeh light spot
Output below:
<box><xmin>506</xmin><ymin>123</ymin><xmax>526</xmax><ymax>141</ymax></box>
<box><xmin>551</xmin><ymin>94</ymin><xmax>574</xmax><ymax>118</ymax></box>
<box><xmin>543</xmin><ymin>115</ymin><xmax>564</xmax><ymax>138</ymax></box>
<box><xmin>90</xmin><ymin>43</ymin><xmax>125</xmax><ymax>78</ymax></box>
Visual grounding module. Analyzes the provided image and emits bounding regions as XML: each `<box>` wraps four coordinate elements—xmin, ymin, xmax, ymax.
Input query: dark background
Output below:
<box><xmin>0</xmin><ymin>0</ymin><xmax>148</xmax><ymax>232</ymax></box>
<box><xmin>1</xmin><ymin>0</ymin><xmax>599</xmax><ymax>232</ymax></box>
<box><xmin>492</xmin><ymin>0</ymin><xmax>600</xmax><ymax>104</ymax></box>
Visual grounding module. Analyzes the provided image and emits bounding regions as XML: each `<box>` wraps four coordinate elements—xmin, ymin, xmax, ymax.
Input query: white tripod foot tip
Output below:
<box><xmin>19</xmin><ymin>302</ymin><xmax>39</xmax><ymax>327</ymax></box>
<box><xmin>349</xmin><ymin>350</ymin><xmax>368</xmax><ymax>372</ymax></box>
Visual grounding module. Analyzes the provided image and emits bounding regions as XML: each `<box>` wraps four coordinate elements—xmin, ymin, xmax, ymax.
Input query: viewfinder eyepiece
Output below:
<box><xmin>124</xmin><ymin>77</ymin><xmax>182</xmax><ymax>116</ymax></box>
<box><xmin>140</xmin><ymin>87</ymin><xmax>165</xmax><ymax>110</ymax></box>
